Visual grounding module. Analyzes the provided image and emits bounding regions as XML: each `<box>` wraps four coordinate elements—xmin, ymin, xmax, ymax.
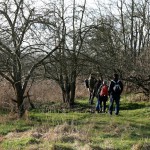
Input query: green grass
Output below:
<box><xmin>2</xmin><ymin>137</ymin><xmax>39</xmax><ymax>150</ymax></box>
<box><xmin>0</xmin><ymin>119</ymin><xmax>34</xmax><ymax>135</ymax></box>
<box><xmin>0</xmin><ymin>95</ymin><xmax>150</xmax><ymax>150</ymax></box>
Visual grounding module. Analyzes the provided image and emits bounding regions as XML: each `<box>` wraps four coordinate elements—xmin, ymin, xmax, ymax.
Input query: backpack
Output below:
<box><xmin>100</xmin><ymin>85</ymin><xmax>108</xmax><ymax>96</ymax></box>
<box><xmin>112</xmin><ymin>80</ymin><xmax>121</xmax><ymax>93</ymax></box>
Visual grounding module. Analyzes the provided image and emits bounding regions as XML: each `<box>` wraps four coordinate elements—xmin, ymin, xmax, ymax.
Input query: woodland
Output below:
<box><xmin>0</xmin><ymin>0</ymin><xmax>150</xmax><ymax>118</ymax></box>
<box><xmin>0</xmin><ymin>1</ymin><xmax>150</xmax><ymax>149</ymax></box>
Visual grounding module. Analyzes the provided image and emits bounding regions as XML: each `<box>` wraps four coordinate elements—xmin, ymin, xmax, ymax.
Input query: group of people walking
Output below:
<box><xmin>85</xmin><ymin>73</ymin><xmax>123</xmax><ymax>115</ymax></box>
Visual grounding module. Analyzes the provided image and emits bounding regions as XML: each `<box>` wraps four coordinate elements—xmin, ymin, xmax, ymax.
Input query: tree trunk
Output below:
<box><xmin>69</xmin><ymin>70</ymin><xmax>77</xmax><ymax>107</ymax></box>
<box><xmin>60</xmin><ymin>79</ymin><xmax>70</xmax><ymax>104</ymax></box>
<box><xmin>62</xmin><ymin>90</ymin><xmax>66</xmax><ymax>103</ymax></box>
<box><xmin>70</xmin><ymin>81</ymin><xmax>76</xmax><ymax>107</ymax></box>
<box><xmin>14</xmin><ymin>83</ymin><xmax>25</xmax><ymax>118</ymax></box>
<box><xmin>65</xmin><ymin>83</ymin><xmax>70</xmax><ymax>105</ymax></box>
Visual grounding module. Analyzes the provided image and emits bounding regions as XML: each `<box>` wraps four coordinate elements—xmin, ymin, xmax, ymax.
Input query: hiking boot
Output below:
<box><xmin>115</xmin><ymin>112</ymin><xmax>119</xmax><ymax>115</ymax></box>
<box><xmin>96</xmin><ymin>110</ymin><xmax>100</xmax><ymax>113</ymax></box>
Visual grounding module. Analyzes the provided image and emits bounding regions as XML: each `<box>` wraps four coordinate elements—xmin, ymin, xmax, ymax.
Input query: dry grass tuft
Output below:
<box><xmin>131</xmin><ymin>143</ymin><xmax>150</xmax><ymax>150</ymax></box>
<box><xmin>0</xmin><ymin>135</ymin><xmax>4</xmax><ymax>143</ymax></box>
<box><xmin>2</xmin><ymin>125</ymin><xmax>103</xmax><ymax>149</ymax></box>
<box><xmin>38</xmin><ymin>123</ymin><xmax>70</xmax><ymax>142</ymax></box>
<box><xmin>131</xmin><ymin>143</ymin><xmax>143</xmax><ymax>150</ymax></box>
<box><xmin>53</xmin><ymin>122</ymin><xmax>75</xmax><ymax>133</ymax></box>
<box><xmin>61</xmin><ymin>132</ymin><xmax>87</xmax><ymax>143</ymax></box>
<box><xmin>42</xmin><ymin>129</ymin><xmax>62</xmax><ymax>142</ymax></box>
<box><xmin>5</xmin><ymin>130</ymin><xmax>32</xmax><ymax>140</ymax></box>
<box><xmin>0</xmin><ymin>112</ymin><xmax>20</xmax><ymax>123</ymax></box>
<box><xmin>0</xmin><ymin>116</ymin><xmax>8</xmax><ymax>124</ymax></box>
<box><xmin>127</xmin><ymin>93</ymin><xmax>149</xmax><ymax>102</ymax></box>
<box><xmin>103</xmin><ymin>139</ymin><xmax>114</xmax><ymax>150</ymax></box>
<box><xmin>103</xmin><ymin>122</ymin><xmax>118</xmax><ymax>133</ymax></box>
<box><xmin>79</xmin><ymin>144</ymin><xmax>92</xmax><ymax>150</ymax></box>
<box><xmin>41</xmin><ymin>122</ymin><xmax>90</xmax><ymax>144</ymax></box>
<box><xmin>73</xmin><ymin>142</ymin><xmax>104</xmax><ymax>150</ymax></box>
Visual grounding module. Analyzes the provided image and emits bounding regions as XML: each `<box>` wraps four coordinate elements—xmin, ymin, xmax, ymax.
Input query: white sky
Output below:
<box><xmin>35</xmin><ymin>0</ymin><xmax>113</xmax><ymax>8</ymax></box>
<box><xmin>34</xmin><ymin>0</ymin><xmax>123</xmax><ymax>16</ymax></box>
<box><xmin>66</xmin><ymin>0</ymin><xmax>112</xmax><ymax>8</ymax></box>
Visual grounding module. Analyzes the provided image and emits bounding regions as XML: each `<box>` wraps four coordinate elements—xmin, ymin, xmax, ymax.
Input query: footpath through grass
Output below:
<box><xmin>0</xmin><ymin>94</ymin><xmax>150</xmax><ymax>150</ymax></box>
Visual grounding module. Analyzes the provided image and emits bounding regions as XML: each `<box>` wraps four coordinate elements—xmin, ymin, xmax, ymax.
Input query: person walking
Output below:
<box><xmin>88</xmin><ymin>73</ymin><xmax>97</xmax><ymax>105</ymax></box>
<box><xmin>96</xmin><ymin>80</ymin><xmax>108</xmax><ymax>113</ymax></box>
<box><xmin>108</xmin><ymin>73</ymin><xmax>123</xmax><ymax>115</ymax></box>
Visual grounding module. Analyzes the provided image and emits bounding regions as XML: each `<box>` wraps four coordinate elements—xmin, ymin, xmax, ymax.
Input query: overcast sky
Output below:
<box><xmin>36</xmin><ymin>0</ymin><xmax>114</xmax><ymax>9</ymax></box>
<box><xmin>34</xmin><ymin>0</ymin><xmax>120</xmax><ymax>16</ymax></box>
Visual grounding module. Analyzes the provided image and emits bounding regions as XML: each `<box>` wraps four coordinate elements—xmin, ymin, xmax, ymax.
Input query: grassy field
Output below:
<box><xmin>0</xmin><ymin>94</ymin><xmax>150</xmax><ymax>150</ymax></box>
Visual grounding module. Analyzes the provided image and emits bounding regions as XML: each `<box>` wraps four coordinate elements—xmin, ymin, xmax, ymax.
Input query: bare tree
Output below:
<box><xmin>0</xmin><ymin>0</ymin><xmax>61</xmax><ymax>117</ymax></box>
<box><xmin>43</xmin><ymin>0</ymin><xmax>98</xmax><ymax>106</ymax></box>
<box><xmin>88</xmin><ymin>0</ymin><xmax>150</xmax><ymax>96</ymax></box>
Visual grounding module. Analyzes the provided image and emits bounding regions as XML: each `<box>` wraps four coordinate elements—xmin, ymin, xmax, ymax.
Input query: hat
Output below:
<box><xmin>103</xmin><ymin>80</ymin><xmax>107</xmax><ymax>85</ymax></box>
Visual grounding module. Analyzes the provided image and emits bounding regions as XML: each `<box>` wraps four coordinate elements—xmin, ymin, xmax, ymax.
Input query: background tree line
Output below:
<box><xmin>0</xmin><ymin>0</ymin><xmax>150</xmax><ymax>118</ymax></box>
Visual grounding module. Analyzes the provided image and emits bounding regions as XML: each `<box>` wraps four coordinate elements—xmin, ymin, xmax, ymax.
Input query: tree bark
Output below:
<box><xmin>14</xmin><ymin>82</ymin><xmax>25</xmax><ymax>118</ymax></box>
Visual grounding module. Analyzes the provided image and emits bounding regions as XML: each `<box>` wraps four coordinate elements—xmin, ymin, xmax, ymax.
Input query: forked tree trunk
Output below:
<box><xmin>59</xmin><ymin>72</ymin><xmax>76</xmax><ymax>107</ymax></box>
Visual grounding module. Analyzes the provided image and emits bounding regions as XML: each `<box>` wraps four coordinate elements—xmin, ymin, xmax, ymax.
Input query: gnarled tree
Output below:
<box><xmin>0</xmin><ymin>0</ymin><xmax>61</xmax><ymax>117</ymax></box>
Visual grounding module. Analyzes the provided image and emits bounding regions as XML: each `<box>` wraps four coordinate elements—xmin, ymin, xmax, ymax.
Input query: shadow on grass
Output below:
<box><xmin>31</xmin><ymin>98</ymin><xmax>149</xmax><ymax>114</ymax></box>
<box><xmin>73</xmin><ymin>100</ymin><xmax>91</xmax><ymax>111</ymax></box>
<box><xmin>33</xmin><ymin>99</ymin><xmax>147</xmax><ymax>114</ymax></box>
<box><xmin>120</xmin><ymin>102</ymin><xmax>146</xmax><ymax>110</ymax></box>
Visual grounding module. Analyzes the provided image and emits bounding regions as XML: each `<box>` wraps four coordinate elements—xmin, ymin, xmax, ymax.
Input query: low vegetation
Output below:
<box><xmin>0</xmin><ymin>94</ymin><xmax>150</xmax><ymax>150</ymax></box>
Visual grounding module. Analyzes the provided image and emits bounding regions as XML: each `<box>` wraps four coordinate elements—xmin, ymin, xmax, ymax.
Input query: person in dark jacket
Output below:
<box><xmin>88</xmin><ymin>73</ymin><xmax>97</xmax><ymax>105</ymax></box>
<box><xmin>108</xmin><ymin>73</ymin><xmax>123</xmax><ymax>115</ymax></box>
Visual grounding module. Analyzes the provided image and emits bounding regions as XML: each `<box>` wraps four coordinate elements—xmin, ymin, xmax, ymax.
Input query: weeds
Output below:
<box><xmin>0</xmin><ymin>95</ymin><xmax>150</xmax><ymax>150</ymax></box>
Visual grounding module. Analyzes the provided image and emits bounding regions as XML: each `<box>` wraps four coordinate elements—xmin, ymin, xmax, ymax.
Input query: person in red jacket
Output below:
<box><xmin>96</xmin><ymin>80</ymin><xmax>109</xmax><ymax>113</ymax></box>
